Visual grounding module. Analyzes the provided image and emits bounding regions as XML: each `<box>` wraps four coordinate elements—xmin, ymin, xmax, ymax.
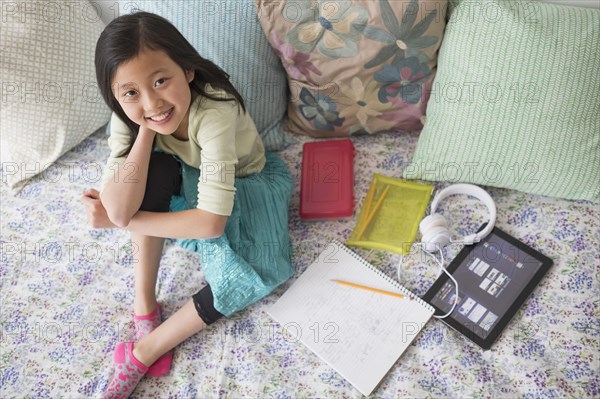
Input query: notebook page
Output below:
<box><xmin>268</xmin><ymin>242</ymin><xmax>433</xmax><ymax>396</ymax></box>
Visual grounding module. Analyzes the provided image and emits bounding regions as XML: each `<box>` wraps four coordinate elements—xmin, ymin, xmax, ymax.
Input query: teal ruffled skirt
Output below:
<box><xmin>169</xmin><ymin>152</ymin><xmax>294</xmax><ymax>316</ymax></box>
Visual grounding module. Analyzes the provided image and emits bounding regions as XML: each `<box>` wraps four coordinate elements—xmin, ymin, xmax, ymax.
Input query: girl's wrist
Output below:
<box><xmin>133</xmin><ymin>126</ymin><xmax>156</xmax><ymax>151</ymax></box>
<box><xmin>138</xmin><ymin>126</ymin><xmax>156</xmax><ymax>139</ymax></box>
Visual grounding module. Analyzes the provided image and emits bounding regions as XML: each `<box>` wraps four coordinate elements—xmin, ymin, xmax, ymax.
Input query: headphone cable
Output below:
<box><xmin>421</xmin><ymin>246</ymin><xmax>459</xmax><ymax>319</ymax></box>
<box><xmin>397</xmin><ymin>244</ymin><xmax>460</xmax><ymax>319</ymax></box>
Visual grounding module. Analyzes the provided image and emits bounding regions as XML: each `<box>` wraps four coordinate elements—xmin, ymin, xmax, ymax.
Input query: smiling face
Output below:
<box><xmin>112</xmin><ymin>48</ymin><xmax>194</xmax><ymax>139</ymax></box>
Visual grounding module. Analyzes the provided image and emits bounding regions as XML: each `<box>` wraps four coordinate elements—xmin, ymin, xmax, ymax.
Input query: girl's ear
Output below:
<box><xmin>186</xmin><ymin>69</ymin><xmax>195</xmax><ymax>83</ymax></box>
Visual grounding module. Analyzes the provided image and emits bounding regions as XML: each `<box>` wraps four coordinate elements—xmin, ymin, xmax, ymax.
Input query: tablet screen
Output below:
<box><xmin>423</xmin><ymin>226</ymin><xmax>552</xmax><ymax>347</ymax></box>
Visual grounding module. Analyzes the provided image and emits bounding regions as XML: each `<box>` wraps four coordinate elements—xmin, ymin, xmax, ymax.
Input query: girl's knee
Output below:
<box><xmin>140</xmin><ymin>153</ymin><xmax>182</xmax><ymax>212</ymax></box>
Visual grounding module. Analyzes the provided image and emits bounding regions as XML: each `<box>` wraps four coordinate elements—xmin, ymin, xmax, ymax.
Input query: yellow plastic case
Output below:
<box><xmin>346</xmin><ymin>174</ymin><xmax>433</xmax><ymax>255</ymax></box>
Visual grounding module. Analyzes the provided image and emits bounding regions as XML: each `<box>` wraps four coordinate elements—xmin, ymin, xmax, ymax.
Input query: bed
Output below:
<box><xmin>1</xmin><ymin>126</ymin><xmax>598</xmax><ymax>398</ymax></box>
<box><xmin>1</xmin><ymin>0</ymin><xmax>599</xmax><ymax>397</ymax></box>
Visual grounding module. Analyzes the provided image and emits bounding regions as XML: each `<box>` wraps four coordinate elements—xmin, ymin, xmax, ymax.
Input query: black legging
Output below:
<box><xmin>139</xmin><ymin>151</ymin><xmax>223</xmax><ymax>325</ymax></box>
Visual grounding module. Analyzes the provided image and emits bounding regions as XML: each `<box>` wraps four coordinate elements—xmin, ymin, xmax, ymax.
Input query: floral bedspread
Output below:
<box><xmin>1</xmin><ymin>129</ymin><xmax>598</xmax><ymax>398</ymax></box>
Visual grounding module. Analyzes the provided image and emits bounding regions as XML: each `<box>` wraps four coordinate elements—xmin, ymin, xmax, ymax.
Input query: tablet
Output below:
<box><xmin>422</xmin><ymin>225</ymin><xmax>553</xmax><ymax>349</ymax></box>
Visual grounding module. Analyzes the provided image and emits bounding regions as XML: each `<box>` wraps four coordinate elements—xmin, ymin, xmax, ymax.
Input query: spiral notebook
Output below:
<box><xmin>268</xmin><ymin>241</ymin><xmax>435</xmax><ymax>396</ymax></box>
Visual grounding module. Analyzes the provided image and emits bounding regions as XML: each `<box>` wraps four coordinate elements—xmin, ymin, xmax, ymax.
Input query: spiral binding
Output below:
<box><xmin>335</xmin><ymin>241</ymin><xmax>435</xmax><ymax>313</ymax></box>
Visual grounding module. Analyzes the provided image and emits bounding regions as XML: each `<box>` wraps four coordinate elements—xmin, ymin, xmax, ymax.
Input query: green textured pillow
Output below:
<box><xmin>404</xmin><ymin>0</ymin><xmax>599</xmax><ymax>200</ymax></box>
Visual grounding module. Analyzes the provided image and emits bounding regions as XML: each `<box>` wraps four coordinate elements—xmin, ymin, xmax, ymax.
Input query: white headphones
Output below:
<box><xmin>419</xmin><ymin>184</ymin><xmax>497</xmax><ymax>253</ymax></box>
<box><xmin>394</xmin><ymin>183</ymin><xmax>497</xmax><ymax>319</ymax></box>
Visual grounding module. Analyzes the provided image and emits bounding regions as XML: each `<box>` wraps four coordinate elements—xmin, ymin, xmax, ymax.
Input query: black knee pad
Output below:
<box><xmin>192</xmin><ymin>284</ymin><xmax>224</xmax><ymax>325</ymax></box>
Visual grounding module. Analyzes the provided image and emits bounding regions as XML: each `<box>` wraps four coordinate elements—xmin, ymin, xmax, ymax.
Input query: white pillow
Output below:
<box><xmin>1</xmin><ymin>0</ymin><xmax>110</xmax><ymax>192</ymax></box>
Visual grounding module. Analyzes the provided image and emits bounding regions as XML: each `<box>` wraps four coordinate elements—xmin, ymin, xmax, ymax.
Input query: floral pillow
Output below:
<box><xmin>256</xmin><ymin>0</ymin><xmax>448</xmax><ymax>137</ymax></box>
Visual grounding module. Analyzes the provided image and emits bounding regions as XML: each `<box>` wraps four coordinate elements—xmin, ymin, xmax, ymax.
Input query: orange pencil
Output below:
<box><xmin>332</xmin><ymin>279</ymin><xmax>404</xmax><ymax>299</ymax></box>
<box><xmin>357</xmin><ymin>185</ymin><xmax>390</xmax><ymax>239</ymax></box>
<box><xmin>358</xmin><ymin>180</ymin><xmax>377</xmax><ymax>226</ymax></box>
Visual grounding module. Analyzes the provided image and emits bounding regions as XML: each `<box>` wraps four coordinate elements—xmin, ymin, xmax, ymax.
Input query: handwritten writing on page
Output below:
<box><xmin>268</xmin><ymin>242</ymin><xmax>433</xmax><ymax>396</ymax></box>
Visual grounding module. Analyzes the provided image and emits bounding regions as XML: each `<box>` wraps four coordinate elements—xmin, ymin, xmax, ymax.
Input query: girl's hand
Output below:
<box><xmin>81</xmin><ymin>188</ymin><xmax>118</xmax><ymax>229</ymax></box>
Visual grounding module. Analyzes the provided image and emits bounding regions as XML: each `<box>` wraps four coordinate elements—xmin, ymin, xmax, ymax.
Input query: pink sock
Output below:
<box><xmin>133</xmin><ymin>304</ymin><xmax>162</xmax><ymax>341</ymax></box>
<box><xmin>102</xmin><ymin>342</ymin><xmax>148</xmax><ymax>399</ymax></box>
<box><xmin>133</xmin><ymin>304</ymin><xmax>173</xmax><ymax>377</ymax></box>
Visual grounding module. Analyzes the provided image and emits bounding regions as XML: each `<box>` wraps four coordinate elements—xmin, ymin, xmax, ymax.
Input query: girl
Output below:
<box><xmin>82</xmin><ymin>12</ymin><xmax>294</xmax><ymax>398</ymax></box>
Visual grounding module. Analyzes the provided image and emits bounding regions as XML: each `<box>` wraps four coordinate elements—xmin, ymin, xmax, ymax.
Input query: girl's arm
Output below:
<box><xmin>100</xmin><ymin>127</ymin><xmax>156</xmax><ymax>227</ymax></box>
<box><xmin>126</xmin><ymin>208</ymin><xmax>227</xmax><ymax>239</ymax></box>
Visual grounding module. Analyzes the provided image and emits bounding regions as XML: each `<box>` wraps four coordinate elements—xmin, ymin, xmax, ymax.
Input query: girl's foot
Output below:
<box><xmin>102</xmin><ymin>342</ymin><xmax>148</xmax><ymax>399</ymax></box>
<box><xmin>133</xmin><ymin>304</ymin><xmax>173</xmax><ymax>377</ymax></box>
<box><xmin>133</xmin><ymin>303</ymin><xmax>162</xmax><ymax>340</ymax></box>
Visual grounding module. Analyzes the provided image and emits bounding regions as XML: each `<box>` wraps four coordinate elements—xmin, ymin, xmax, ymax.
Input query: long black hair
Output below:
<box><xmin>95</xmin><ymin>11</ymin><xmax>246</xmax><ymax>152</ymax></box>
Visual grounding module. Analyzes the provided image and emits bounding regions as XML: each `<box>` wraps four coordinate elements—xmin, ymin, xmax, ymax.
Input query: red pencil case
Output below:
<box><xmin>300</xmin><ymin>139</ymin><xmax>355</xmax><ymax>220</ymax></box>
